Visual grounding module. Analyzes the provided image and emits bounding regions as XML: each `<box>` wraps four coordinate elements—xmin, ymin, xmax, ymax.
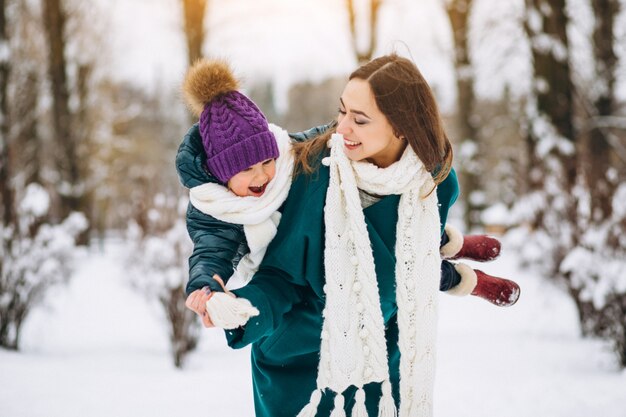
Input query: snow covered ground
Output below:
<box><xmin>1</xmin><ymin>241</ymin><xmax>625</xmax><ymax>417</ymax></box>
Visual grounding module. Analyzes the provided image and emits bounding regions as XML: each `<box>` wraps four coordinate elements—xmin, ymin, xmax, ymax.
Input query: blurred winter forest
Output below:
<box><xmin>1</xmin><ymin>0</ymin><xmax>625</xmax><ymax>369</ymax></box>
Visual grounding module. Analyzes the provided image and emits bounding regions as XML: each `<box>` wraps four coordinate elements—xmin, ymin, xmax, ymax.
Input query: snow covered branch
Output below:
<box><xmin>0</xmin><ymin>184</ymin><xmax>87</xmax><ymax>350</ymax></box>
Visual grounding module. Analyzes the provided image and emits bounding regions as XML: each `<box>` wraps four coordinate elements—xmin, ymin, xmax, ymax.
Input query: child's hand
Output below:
<box><xmin>185</xmin><ymin>287</ymin><xmax>215</xmax><ymax>327</ymax></box>
<box><xmin>185</xmin><ymin>274</ymin><xmax>232</xmax><ymax>328</ymax></box>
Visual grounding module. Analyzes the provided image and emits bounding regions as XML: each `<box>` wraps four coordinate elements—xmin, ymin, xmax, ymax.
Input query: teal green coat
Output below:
<box><xmin>225</xmin><ymin>157</ymin><xmax>459</xmax><ymax>416</ymax></box>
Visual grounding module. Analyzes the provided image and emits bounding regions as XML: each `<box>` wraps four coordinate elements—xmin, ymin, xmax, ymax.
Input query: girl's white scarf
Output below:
<box><xmin>189</xmin><ymin>124</ymin><xmax>293</xmax><ymax>328</ymax></box>
<box><xmin>189</xmin><ymin>123</ymin><xmax>293</xmax><ymax>283</ymax></box>
<box><xmin>297</xmin><ymin>134</ymin><xmax>441</xmax><ymax>417</ymax></box>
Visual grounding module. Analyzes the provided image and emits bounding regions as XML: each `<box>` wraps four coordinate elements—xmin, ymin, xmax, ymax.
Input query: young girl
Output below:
<box><xmin>178</xmin><ymin>59</ymin><xmax>519</xmax><ymax>330</ymax></box>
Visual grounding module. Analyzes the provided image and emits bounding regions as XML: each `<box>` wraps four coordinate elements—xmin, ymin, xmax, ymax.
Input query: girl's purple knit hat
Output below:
<box><xmin>183</xmin><ymin>59</ymin><xmax>279</xmax><ymax>183</ymax></box>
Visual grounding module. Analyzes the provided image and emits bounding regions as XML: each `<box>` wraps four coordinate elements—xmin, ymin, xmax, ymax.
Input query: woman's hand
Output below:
<box><xmin>184</xmin><ymin>274</ymin><xmax>231</xmax><ymax>328</ymax></box>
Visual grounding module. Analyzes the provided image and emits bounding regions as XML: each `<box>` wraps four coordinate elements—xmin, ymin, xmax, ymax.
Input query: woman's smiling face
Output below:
<box><xmin>336</xmin><ymin>78</ymin><xmax>407</xmax><ymax>168</ymax></box>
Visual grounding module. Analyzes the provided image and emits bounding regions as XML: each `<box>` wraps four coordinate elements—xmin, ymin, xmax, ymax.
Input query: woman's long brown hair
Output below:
<box><xmin>293</xmin><ymin>54</ymin><xmax>453</xmax><ymax>185</ymax></box>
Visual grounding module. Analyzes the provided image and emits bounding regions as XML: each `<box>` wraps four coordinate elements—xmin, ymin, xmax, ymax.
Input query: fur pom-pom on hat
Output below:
<box><xmin>180</xmin><ymin>57</ymin><xmax>279</xmax><ymax>184</ymax></box>
<box><xmin>183</xmin><ymin>59</ymin><xmax>240</xmax><ymax>117</ymax></box>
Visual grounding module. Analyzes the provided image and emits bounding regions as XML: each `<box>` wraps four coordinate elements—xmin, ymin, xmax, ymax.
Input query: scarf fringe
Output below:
<box><xmin>205</xmin><ymin>293</ymin><xmax>259</xmax><ymax>329</ymax></box>
<box><xmin>296</xmin><ymin>389</ymin><xmax>322</xmax><ymax>417</ymax></box>
<box><xmin>330</xmin><ymin>393</ymin><xmax>346</xmax><ymax>417</ymax></box>
<box><xmin>378</xmin><ymin>381</ymin><xmax>397</xmax><ymax>417</ymax></box>
<box><xmin>351</xmin><ymin>388</ymin><xmax>368</xmax><ymax>417</ymax></box>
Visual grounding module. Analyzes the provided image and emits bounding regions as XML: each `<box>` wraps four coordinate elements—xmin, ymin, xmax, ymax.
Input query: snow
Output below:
<box><xmin>19</xmin><ymin>183</ymin><xmax>50</xmax><ymax>218</ymax></box>
<box><xmin>1</xmin><ymin>240</ymin><xmax>625</xmax><ymax>417</ymax></box>
<box><xmin>481</xmin><ymin>202</ymin><xmax>510</xmax><ymax>226</ymax></box>
<box><xmin>613</xmin><ymin>184</ymin><xmax>626</xmax><ymax>219</ymax></box>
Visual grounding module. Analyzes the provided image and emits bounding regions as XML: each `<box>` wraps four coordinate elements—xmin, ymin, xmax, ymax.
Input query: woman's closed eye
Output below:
<box><xmin>338</xmin><ymin>108</ymin><xmax>367</xmax><ymax>126</ymax></box>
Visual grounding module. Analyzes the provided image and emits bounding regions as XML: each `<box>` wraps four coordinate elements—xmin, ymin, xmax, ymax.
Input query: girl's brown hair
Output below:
<box><xmin>293</xmin><ymin>54</ymin><xmax>453</xmax><ymax>185</ymax></box>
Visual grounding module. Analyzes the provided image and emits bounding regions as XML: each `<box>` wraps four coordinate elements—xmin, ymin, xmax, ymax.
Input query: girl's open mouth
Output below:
<box><xmin>343</xmin><ymin>138</ymin><xmax>362</xmax><ymax>150</ymax></box>
<box><xmin>248</xmin><ymin>182</ymin><xmax>269</xmax><ymax>196</ymax></box>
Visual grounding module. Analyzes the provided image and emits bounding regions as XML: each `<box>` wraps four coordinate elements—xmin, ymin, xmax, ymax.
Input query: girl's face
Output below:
<box><xmin>227</xmin><ymin>159</ymin><xmax>276</xmax><ymax>197</ymax></box>
<box><xmin>336</xmin><ymin>78</ymin><xmax>407</xmax><ymax>168</ymax></box>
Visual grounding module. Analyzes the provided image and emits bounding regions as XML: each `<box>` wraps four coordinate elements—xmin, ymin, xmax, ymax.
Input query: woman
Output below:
<box><xmin>217</xmin><ymin>54</ymin><xmax>459</xmax><ymax>417</ymax></box>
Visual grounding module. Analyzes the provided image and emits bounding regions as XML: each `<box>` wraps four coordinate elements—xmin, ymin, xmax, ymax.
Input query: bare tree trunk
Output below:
<box><xmin>15</xmin><ymin>70</ymin><xmax>41</xmax><ymax>186</ymax></box>
<box><xmin>181</xmin><ymin>0</ymin><xmax>208</xmax><ymax>125</ymax></box>
<box><xmin>160</xmin><ymin>286</ymin><xmax>199</xmax><ymax>368</ymax></box>
<box><xmin>345</xmin><ymin>0</ymin><xmax>382</xmax><ymax>64</ymax></box>
<box><xmin>0</xmin><ymin>292</ymin><xmax>30</xmax><ymax>350</ymax></box>
<box><xmin>585</xmin><ymin>0</ymin><xmax>618</xmax><ymax>221</ymax></box>
<box><xmin>74</xmin><ymin>63</ymin><xmax>93</xmax><ymax>244</ymax></box>
<box><xmin>445</xmin><ymin>0</ymin><xmax>483</xmax><ymax>230</ymax></box>
<box><xmin>0</xmin><ymin>0</ymin><xmax>14</xmax><ymax>327</ymax></box>
<box><xmin>0</xmin><ymin>0</ymin><xmax>15</xmax><ymax>230</ymax></box>
<box><xmin>42</xmin><ymin>0</ymin><xmax>81</xmax><ymax>218</ymax></box>
<box><xmin>182</xmin><ymin>0</ymin><xmax>207</xmax><ymax>66</ymax></box>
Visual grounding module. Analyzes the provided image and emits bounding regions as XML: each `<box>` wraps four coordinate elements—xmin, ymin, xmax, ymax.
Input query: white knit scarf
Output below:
<box><xmin>297</xmin><ymin>133</ymin><xmax>441</xmax><ymax>417</ymax></box>
<box><xmin>189</xmin><ymin>123</ymin><xmax>293</xmax><ymax>283</ymax></box>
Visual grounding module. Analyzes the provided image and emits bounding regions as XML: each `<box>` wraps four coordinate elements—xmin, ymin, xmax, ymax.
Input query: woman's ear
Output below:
<box><xmin>393</xmin><ymin>129</ymin><xmax>404</xmax><ymax>140</ymax></box>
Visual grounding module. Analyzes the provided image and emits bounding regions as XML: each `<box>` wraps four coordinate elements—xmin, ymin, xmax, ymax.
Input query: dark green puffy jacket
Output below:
<box><xmin>175</xmin><ymin>123</ymin><xmax>332</xmax><ymax>295</ymax></box>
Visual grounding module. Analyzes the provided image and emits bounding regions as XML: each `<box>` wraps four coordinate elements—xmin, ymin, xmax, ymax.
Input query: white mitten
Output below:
<box><xmin>206</xmin><ymin>293</ymin><xmax>259</xmax><ymax>329</ymax></box>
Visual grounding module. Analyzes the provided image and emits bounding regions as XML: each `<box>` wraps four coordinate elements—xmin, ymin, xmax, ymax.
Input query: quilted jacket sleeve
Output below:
<box><xmin>185</xmin><ymin>203</ymin><xmax>246</xmax><ymax>295</ymax></box>
<box><xmin>176</xmin><ymin>124</ymin><xmax>218</xmax><ymax>188</ymax></box>
<box><xmin>288</xmin><ymin>121</ymin><xmax>336</xmax><ymax>143</ymax></box>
